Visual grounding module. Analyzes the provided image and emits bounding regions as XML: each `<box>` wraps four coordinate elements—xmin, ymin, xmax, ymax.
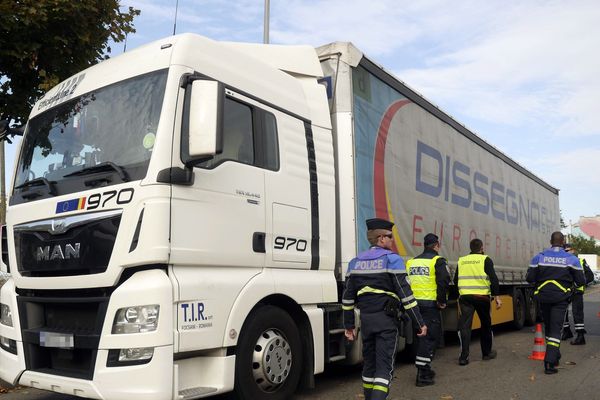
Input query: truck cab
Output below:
<box><xmin>0</xmin><ymin>34</ymin><xmax>338</xmax><ymax>399</ymax></box>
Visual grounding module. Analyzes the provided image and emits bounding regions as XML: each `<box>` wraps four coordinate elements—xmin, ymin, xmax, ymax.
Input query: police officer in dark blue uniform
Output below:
<box><xmin>343</xmin><ymin>218</ymin><xmax>427</xmax><ymax>400</ymax></box>
<box><xmin>526</xmin><ymin>232</ymin><xmax>585</xmax><ymax>374</ymax></box>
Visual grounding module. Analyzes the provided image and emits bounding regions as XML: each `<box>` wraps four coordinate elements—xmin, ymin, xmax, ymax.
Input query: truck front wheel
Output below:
<box><xmin>233</xmin><ymin>305</ymin><xmax>303</xmax><ymax>400</ymax></box>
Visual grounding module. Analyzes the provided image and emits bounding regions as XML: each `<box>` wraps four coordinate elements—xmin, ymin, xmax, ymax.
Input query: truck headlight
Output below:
<box><xmin>112</xmin><ymin>304</ymin><xmax>159</xmax><ymax>334</ymax></box>
<box><xmin>0</xmin><ymin>303</ymin><xmax>12</xmax><ymax>327</ymax></box>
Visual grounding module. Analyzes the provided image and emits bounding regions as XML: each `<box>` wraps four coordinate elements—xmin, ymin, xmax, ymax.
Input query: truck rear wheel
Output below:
<box><xmin>233</xmin><ymin>305</ymin><xmax>302</xmax><ymax>400</ymax></box>
<box><xmin>512</xmin><ymin>290</ymin><xmax>526</xmax><ymax>330</ymax></box>
<box><xmin>523</xmin><ymin>289</ymin><xmax>538</xmax><ymax>326</ymax></box>
<box><xmin>399</xmin><ymin>325</ymin><xmax>418</xmax><ymax>362</ymax></box>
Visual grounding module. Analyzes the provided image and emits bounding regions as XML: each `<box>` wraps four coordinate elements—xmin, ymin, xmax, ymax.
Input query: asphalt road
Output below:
<box><xmin>2</xmin><ymin>286</ymin><xmax>600</xmax><ymax>400</ymax></box>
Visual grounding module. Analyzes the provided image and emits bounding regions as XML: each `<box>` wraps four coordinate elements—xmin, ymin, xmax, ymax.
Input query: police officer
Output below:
<box><xmin>406</xmin><ymin>233</ymin><xmax>450</xmax><ymax>386</ymax></box>
<box><xmin>343</xmin><ymin>218</ymin><xmax>427</xmax><ymax>400</ymax></box>
<box><xmin>455</xmin><ymin>238</ymin><xmax>501</xmax><ymax>366</ymax></box>
<box><xmin>560</xmin><ymin>243</ymin><xmax>594</xmax><ymax>345</ymax></box>
<box><xmin>526</xmin><ymin>232</ymin><xmax>585</xmax><ymax>374</ymax></box>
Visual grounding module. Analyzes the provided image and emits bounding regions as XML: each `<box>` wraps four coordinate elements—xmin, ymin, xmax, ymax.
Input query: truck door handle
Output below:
<box><xmin>253</xmin><ymin>232</ymin><xmax>266</xmax><ymax>253</ymax></box>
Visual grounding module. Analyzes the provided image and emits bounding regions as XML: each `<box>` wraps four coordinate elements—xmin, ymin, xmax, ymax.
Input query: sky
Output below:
<box><xmin>4</xmin><ymin>0</ymin><xmax>600</xmax><ymax>225</ymax></box>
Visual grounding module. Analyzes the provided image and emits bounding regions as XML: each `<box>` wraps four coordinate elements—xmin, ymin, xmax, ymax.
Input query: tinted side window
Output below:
<box><xmin>199</xmin><ymin>97</ymin><xmax>279</xmax><ymax>171</ymax></box>
<box><xmin>260</xmin><ymin>112</ymin><xmax>279</xmax><ymax>171</ymax></box>
<box><xmin>200</xmin><ymin>98</ymin><xmax>254</xmax><ymax>168</ymax></box>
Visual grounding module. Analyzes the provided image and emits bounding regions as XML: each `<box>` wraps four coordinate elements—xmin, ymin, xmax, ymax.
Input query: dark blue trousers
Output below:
<box><xmin>360</xmin><ymin>311</ymin><xmax>398</xmax><ymax>400</ymax></box>
<box><xmin>541</xmin><ymin>300</ymin><xmax>568</xmax><ymax>364</ymax></box>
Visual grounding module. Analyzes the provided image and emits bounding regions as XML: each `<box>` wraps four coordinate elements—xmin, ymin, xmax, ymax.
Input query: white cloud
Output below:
<box><xmin>519</xmin><ymin>147</ymin><xmax>600</xmax><ymax>221</ymax></box>
<box><xmin>395</xmin><ymin>1</ymin><xmax>600</xmax><ymax>138</ymax></box>
<box><xmin>523</xmin><ymin>148</ymin><xmax>600</xmax><ymax>184</ymax></box>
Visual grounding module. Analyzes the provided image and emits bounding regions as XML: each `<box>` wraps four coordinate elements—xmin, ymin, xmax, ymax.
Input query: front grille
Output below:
<box><xmin>14</xmin><ymin>210</ymin><xmax>121</xmax><ymax>277</ymax></box>
<box><xmin>17</xmin><ymin>292</ymin><xmax>109</xmax><ymax>380</ymax></box>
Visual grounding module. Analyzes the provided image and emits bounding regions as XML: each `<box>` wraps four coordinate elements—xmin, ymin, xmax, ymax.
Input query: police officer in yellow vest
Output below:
<box><xmin>454</xmin><ymin>238</ymin><xmax>501</xmax><ymax>365</ymax></box>
<box><xmin>527</xmin><ymin>232</ymin><xmax>585</xmax><ymax>374</ymax></box>
<box><xmin>560</xmin><ymin>243</ymin><xmax>594</xmax><ymax>345</ymax></box>
<box><xmin>343</xmin><ymin>218</ymin><xmax>427</xmax><ymax>400</ymax></box>
<box><xmin>406</xmin><ymin>233</ymin><xmax>450</xmax><ymax>386</ymax></box>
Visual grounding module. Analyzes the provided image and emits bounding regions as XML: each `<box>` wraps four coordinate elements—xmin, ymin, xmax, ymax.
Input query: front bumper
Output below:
<box><xmin>17</xmin><ymin>345</ymin><xmax>173</xmax><ymax>400</ymax></box>
<box><xmin>0</xmin><ymin>269</ymin><xmax>176</xmax><ymax>399</ymax></box>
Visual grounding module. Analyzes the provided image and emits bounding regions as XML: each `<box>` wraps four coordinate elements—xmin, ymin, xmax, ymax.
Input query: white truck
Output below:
<box><xmin>0</xmin><ymin>34</ymin><xmax>559</xmax><ymax>399</ymax></box>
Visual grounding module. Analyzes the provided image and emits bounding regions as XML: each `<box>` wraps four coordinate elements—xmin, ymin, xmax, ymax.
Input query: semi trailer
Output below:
<box><xmin>0</xmin><ymin>34</ymin><xmax>559</xmax><ymax>399</ymax></box>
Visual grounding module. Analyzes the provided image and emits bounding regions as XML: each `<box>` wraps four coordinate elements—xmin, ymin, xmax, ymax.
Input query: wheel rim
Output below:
<box><xmin>251</xmin><ymin>328</ymin><xmax>293</xmax><ymax>392</ymax></box>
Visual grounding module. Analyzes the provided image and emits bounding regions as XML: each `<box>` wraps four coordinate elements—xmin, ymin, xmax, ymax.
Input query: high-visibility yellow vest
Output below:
<box><xmin>457</xmin><ymin>254</ymin><xmax>491</xmax><ymax>295</ymax></box>
<box><xmin>577</xmin><ymin>257</ymin><xmax>585</xmax><ymax>292</ymax></box>
<box><xmin>406</xmin><ymin>256</ymin><xmax>440</xmax><ymax>301</ymax></box>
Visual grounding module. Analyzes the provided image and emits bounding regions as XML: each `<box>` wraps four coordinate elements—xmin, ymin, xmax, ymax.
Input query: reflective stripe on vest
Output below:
<box><xmin>457</xmin><ymin>254</ymin><xmax>490</xmax><ymax>295</ymax></box>
<box><xmin>406</xmin><ymin>256</ymin><xmax>439</xmax><ymax>301</ymax></box>
<box><xmin>577</xmin><ymin>257</ymin><xmax>585</xmax><ymax>292</ymax></box>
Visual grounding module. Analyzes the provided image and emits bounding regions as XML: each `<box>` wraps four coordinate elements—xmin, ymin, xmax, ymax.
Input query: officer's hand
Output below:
<box><xmin>417</xmin><ymin>325</ymin><xmax>428</xmax><ymax>337</ymax></box>
<box><xmin>437</xmin><ymin>302</ymin><xmax>447</xmax><ymax>309</ymax></box>
<box><xmin>345</xmin><ymin>328</ymin><xmax>356</xmax><ymax>341</ymax></box>
<box><xmin>495</xmin><ymin>297</ymin><xmax>502</xmax><ymax>309</ymax></box>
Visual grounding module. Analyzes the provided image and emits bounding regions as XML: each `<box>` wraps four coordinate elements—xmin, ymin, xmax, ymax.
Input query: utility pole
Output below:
<box><xmin>173</xmin><ymin>0</ymin><xmax>179</xmax><ymax>35</ymax></box>
<box><xmin>263</xmin><ymin>0</ymin><xmax>270</xmax><ymax>44</ymax></box>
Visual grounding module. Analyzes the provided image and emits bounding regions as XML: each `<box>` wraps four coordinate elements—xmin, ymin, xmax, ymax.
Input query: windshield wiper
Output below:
<box><xmin>63</xmin><ymin>162</ymin><xmax>129</xmax><ymax>182</ymax></box>
<box><xmin>14</xmin><ymin>177</ymin><xmax>57</xmax><ymax>196</ymax></box>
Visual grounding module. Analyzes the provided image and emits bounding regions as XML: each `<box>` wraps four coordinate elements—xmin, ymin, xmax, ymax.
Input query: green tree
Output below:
<box><xmin>0</xmin><ymin>0</ymin><xmax>140</xmax><ymax>125</ymax></box>
<box><xmin>559</xmin><ymin>210</ymin><xmax>567</xmax><ymax>229</ymax></box>
<box><xmin>570</xmin><ymin>234</ymin><xmax>600</xmax><ymax>255</ymax></box>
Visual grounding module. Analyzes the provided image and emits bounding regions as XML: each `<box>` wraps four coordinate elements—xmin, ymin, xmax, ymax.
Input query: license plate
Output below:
<box><xmin>39</xmin><ymin>331</ymin><xmax>74</xmax><ymax>349</ymax></box>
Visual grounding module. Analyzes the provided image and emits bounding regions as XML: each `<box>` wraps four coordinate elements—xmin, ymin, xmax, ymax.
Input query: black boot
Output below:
<box><xmin>416</xmin><ymin>368</ymin><xmax>435</xmax><ymax>387</ymax></box>
<box><xmin>544</xmin><ymin>362</ymin><xmax>558</xmax><ymax>374</ymax></box>
<box><xmin>560</xmin><ymin>328</ymin><xmax>573</xmax><ymax>340</ymax></box>
<box><xmin>570</xmin><ymin>332</ymin><xmax>586</xmax><ymax>345</ymax></box>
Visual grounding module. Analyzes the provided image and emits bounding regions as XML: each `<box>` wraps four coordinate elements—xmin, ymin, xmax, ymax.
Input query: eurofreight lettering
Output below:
<box><xmin>415</xmin><ymin>140</ymin><xmax>556</xmax><ymax>232</ymax></box>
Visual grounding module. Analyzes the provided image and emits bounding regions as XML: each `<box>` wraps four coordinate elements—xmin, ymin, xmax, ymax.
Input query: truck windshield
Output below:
<box><xmin>13</xmin><ymin>69</ymin><xmax>168</xmax><ymax>201</ymax></box>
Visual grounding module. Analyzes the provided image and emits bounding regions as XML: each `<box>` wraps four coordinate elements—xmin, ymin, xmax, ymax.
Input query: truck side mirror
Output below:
<box><xmin>187</xmin><ymin>80</ymin><xmax>224</xmax><ymax>163</ymax></box>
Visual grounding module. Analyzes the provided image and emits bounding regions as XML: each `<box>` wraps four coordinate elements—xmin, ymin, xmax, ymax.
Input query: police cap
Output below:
<box><xmin>424</xmin><ymin>233</ymin><xmax>439</xmax><ymax>247</ymax></box>
<box><xmin>366</xmin><ymin>218</ymin><xmax>394</xmax><ymax>231</ymax></box>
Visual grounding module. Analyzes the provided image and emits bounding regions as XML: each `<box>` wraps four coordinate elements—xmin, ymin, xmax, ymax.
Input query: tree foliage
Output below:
<box><xmin>570</xmin><ymin>234</ymin><xmax>600</xmax><ymax>255</ymax></box>
<box><xmin>0</xmin><ymin>0</ymin><xmax>140</xmax><ymax>125</ymax></box>
<box><xmin>559</xmin><ymin>210</ymin><xmax>567</xmax><ymax>229</ymax></box>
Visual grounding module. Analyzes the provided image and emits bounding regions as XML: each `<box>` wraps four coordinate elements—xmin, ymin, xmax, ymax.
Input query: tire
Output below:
<box><xmin>512</xmin><ymin>290</ymin><xmax>526</xmax><ymax>330</ymax></box>
<box><xmin>233</xmin><ymin>305</ymin><xmax>303</xmax><ymax>400</ymax></box>
<box><xmin>523</xmin><ymin>289</ymin><xmax>537</xmax><ymax>326</ymax></box>
<box><xmin>399</xmin><ymin>321</ymin><xmax>418</xmax><ymax>362</ymax></box>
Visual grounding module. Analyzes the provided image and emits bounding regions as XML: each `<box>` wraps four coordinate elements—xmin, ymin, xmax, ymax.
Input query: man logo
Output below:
<box><xmin>36</xmin><ymin>243</ymin><xmax>81</xmax><ymax>261</ymax></box>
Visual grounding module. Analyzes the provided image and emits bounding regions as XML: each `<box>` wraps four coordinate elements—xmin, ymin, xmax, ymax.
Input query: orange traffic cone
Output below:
<box><xmin>528</xmin><ymin>323</ymin><xmax>546</xmax><ymax>360</ymax></box>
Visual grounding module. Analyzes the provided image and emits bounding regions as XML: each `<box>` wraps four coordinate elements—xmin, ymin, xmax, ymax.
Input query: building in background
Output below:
<box><xmin>568</xmin><ymin>215</ymin><xmax>600</xmax><ymax>245</ymax></box>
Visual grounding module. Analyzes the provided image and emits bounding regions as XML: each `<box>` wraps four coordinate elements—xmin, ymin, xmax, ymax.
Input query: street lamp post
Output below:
<box><xmin>263</xmin><ymin>0</ymin><xmax>270</xmax><ymax>44</ymax></box>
